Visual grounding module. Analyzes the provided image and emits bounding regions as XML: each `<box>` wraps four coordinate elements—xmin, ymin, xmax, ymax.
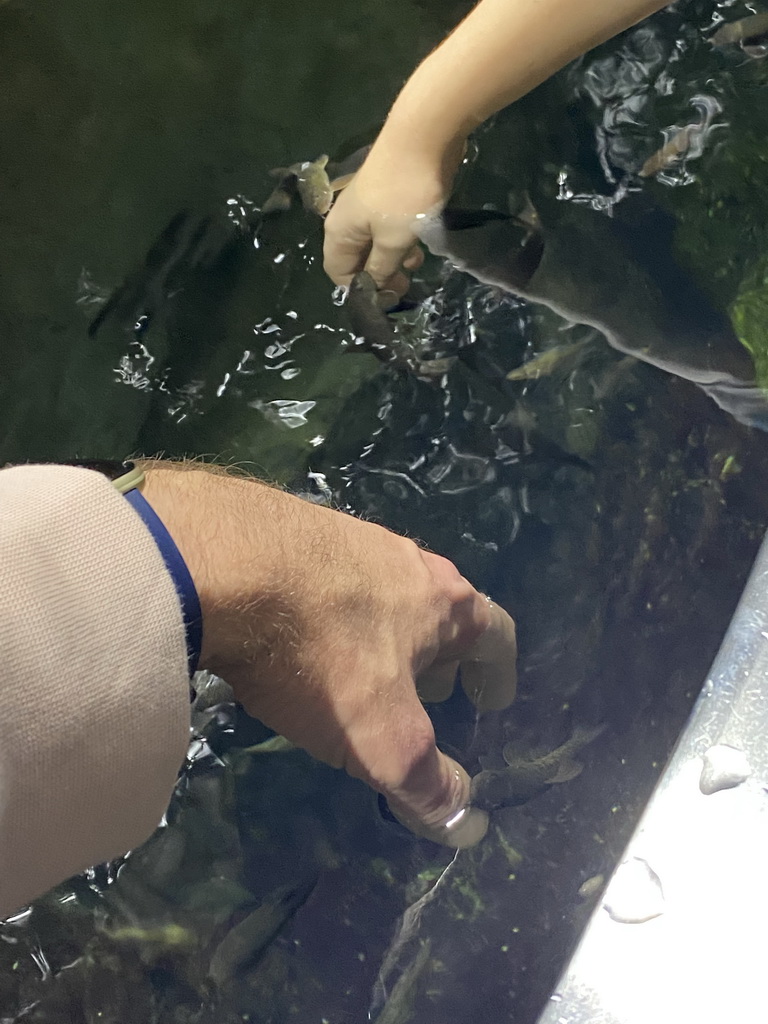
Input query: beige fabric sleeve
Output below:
<box><xmin>0</xmin><ymin>464</ymin><xmax>191</xmax><ymax>916</ymax></box>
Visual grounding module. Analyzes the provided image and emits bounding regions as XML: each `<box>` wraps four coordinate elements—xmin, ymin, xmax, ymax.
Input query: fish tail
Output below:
<box><xmin>571</xmin><ymin>723</ymin><xmax>607</xmax><ymax>748</ymax></box>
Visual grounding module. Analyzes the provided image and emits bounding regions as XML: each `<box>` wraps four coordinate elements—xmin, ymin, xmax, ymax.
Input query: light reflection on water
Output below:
<box><xmin>250</xmin><ymin>398</ymin><xmax>317</xmax><ymax>429</ymax></box>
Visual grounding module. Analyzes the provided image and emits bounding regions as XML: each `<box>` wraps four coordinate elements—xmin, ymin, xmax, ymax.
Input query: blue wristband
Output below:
<box><xmin>124</xmin><ymin>488</ymin><xmax>203</xmax><ymax>676</ymax></box>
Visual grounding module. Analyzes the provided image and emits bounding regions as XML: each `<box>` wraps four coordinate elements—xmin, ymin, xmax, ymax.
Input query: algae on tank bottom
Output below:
<box><xmin>730</xmin><ymin>255</ymin><xmax>768</xmax><ymax>391</ymax></box>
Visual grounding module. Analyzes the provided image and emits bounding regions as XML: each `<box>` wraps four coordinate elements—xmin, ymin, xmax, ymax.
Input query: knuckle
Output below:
<box><xmin>391</xmin><ymin>719</ymin><xmax>439</xmax><ymax>793</ymax></box>
<box><xmin>366</xmin><ymin>714</ymin><xmax>436</xmax><ymax>795</ymax></box>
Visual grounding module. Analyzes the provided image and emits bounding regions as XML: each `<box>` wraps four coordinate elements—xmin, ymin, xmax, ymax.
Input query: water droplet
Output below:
<box><xmin>603</xmin><ymin>856</ymin><xmax>664</xmax><ymax>924</ymax></box>
<box><xmin>699</xmin><ymin>744</ymin><xmax>751</xmax><ymax>795</ymax></box>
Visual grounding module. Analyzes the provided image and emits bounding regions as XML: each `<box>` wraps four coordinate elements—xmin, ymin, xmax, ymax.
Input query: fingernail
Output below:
<box><xmin>386</xmin><ymin>762</ymin><xmax>489</xmax><ymax>849</ymax></box>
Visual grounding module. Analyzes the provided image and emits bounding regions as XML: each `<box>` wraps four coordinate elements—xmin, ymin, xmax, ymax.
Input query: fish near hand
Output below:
<box><xmin>345</xmin><ymin>271</ymin><xmax>456</xmax><ymax>377</ymax></box>
<box><xmin>263</xmin><ymin>155</ymin><xmax>333</xmax><ymax>215</ymax></box>
<box><xmin>346</xmin><ymin>270</ymin><xmax>400</xmax><ymax>361</ymax></box>
<box><xmin>710</xmin><ymin>12</ymin><xmax>768</xmax><ymax>54</ymax></box>
<box><xmin>471</xmin><ymin>724</ymin><xmax>605</xmax><ymax>809</ymax></box>
<box><xmin>293</xmin><ymin>154</ymin><xmax>333</xmax><ymax>215</ymax></box>
<box><xmin>418</xmin><ymin>198</ymin><xmax>768</xmax><ymax>428</ymax></box>
<box><xmin>208</xmin><ymin>881</ymin><xmax>316</xmax><ymax>988</ymax></box>
<box><xmin>262</xmin><ymin>147</ymin><xmax>372</xmax><ymax>217</ymax></box>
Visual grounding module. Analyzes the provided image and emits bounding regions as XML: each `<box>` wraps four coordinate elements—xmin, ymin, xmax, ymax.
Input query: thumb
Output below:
<box><xmin>344</xmin><ymin>692</ymin><xmax>488</xmax><ymax>848</ymax></box>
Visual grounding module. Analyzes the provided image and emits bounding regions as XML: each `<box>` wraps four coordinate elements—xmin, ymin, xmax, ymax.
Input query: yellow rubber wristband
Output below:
<box><xmin>112</xmin><ymin>464</ymin><xmax>146</xmax><ymax>494</ymax></box>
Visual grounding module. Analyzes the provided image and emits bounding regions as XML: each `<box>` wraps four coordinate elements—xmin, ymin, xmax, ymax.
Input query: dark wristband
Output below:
<box><xmin>124</xmin><ymin>488</ymin><xmax>203</xmax><ymax>676</ymax></box>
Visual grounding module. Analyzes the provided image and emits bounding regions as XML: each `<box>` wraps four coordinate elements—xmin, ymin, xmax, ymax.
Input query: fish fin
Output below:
<box><xmin>328</xmin><ymin>143</ymin><xmax>372</xmax><ymax>184</ymax></box>
<box><xmin>268</xmin><ymin>166</ymin><xmax>290</xmax><ymax>179</ymax></box>
<box><xmin>517</xmin><ymin>192</ymin><xmax>541</xmax><ymax>230</ymax></box>
<box><xmin>546</xmin><ymin>759</ymin><xmax>584</xmax><ymax>785</ymax></box>
<box><xmin>262</xmin><ymin>188</ymin><xmax>293</xmax><ymax>214</ymax></box>
<box><xmin>742</xmin><ymin>41</ymin><xmax>768</xmax><ymax>57</ymax></box>
<box><xmin>571</xmin><ymin>723</ymin><xmax>607</xmax><ymax>747</ymax></box>
<box><xmin>328</xmin><ymin>171</ymin><xmax>356</xmax><ymax>193</ymax></box>
<box><xmin>375</xmin><ymin>289</ymin><xmax>400</xmax><ymax>312</ymax></box>
<box><xmin>501</xmin><ymin>742</ymin><xmax>523</xmax><ymax>767</ymax></box>
<box><xmin>317</xmin><ymin>154</ymin><xmax>329</xmax><ymax>168</ymax></box>
<box><xmin>441</xmin><ymin>207</ymin><xmax>512</xmax><ymax>230</ymax></box>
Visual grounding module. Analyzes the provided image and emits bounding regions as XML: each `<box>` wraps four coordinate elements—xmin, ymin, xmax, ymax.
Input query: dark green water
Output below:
<box><xmin>3</xmin><ymin>1</ymin><xmax>768</xmax><ymax>1022</ymax></box>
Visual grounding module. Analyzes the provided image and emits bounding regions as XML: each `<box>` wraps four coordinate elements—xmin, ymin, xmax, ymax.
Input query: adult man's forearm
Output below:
<box><xmin>140</xmin><ymin>461</ymin><xmax>516</xmax><ymax>848</ymax></box>
<box><xmin>0</xmin><ymin>466</ymin><xmax>190</xmax><ymax>915</ymax></box>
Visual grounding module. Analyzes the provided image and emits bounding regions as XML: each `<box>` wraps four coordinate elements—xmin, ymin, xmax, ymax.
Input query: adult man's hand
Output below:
<box><xmin>141</xmin><ymin>463</ymin><xmax>517</xmax><ymax>847</ymax></box>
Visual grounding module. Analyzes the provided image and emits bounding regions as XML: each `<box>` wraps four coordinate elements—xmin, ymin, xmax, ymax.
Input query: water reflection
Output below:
<box><xmin>638</xmin><ymin>94</ymin><xmax>723</xmax><ymax>183</ymax></box>
<box><xmin>250</xmin><ymin>398</ymin><xmax>317</xmax><ymax>430</ymax></box>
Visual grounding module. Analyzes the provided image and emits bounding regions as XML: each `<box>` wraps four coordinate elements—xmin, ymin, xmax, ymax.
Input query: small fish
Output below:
<box><xmin>88</xmin><ymin>210</ymin><xmax>231</xmax><ymax>337</ymax></box>
<box><xmin>506</xmin><ymin>338</ymin><xmax>591</xmax><ymax>381</ymax></box>
<box><xmin>471</xmin><ymin>724</ymin><xmax>605</xmax><ymax>809</ymax></box>
<box><xmin>346</xmin><ymin>271</ymin><xmax>411</xmax><ymax>367</ymax></box>
<box><xmin>639</xmin><ymin>96</ymin><xmax>721</xmax><ymax>178</ymax></box>
<box><xmin>102</xmin><ymin>923</ymin><xmax>197</xmax><ymax>948</ymax></box>
<box><xmin>263</xmin><ymin>145</ymin><xmax>372</xmax><ymax>216</ymax></box>
<box><xmin>346</xmin><ymin>271</ymin><xmax>456</xmax><ymax>377</ymax></box>
<box><xmin>640</xmin><ymin>124</ymin><xmax>700</xmax><ymax>178</ymax></box>
<box><xmin>267</xmin><ymin>154</ymin><xmax>332</xmax><ymax>215</ymax></box>
<box><xmin>710</xmin><ymin>12</ymin><xmax>768</xmax><ymax>50</ymax></box>
<box><xmin>208</xmin><ymin>882</ymin><xmax>315</xmax><ymax>988</ymax></box>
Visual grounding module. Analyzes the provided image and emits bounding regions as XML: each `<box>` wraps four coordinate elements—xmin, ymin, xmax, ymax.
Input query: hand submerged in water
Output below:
<box><xmin>142</xmin><ymin>462</ymin><xmax>517</xmax><ymax>847</ymax></box>
<box><xmin>323</xmin><ymin>0</ymin><xmax>670</xmax><ymax>297</ymax></box>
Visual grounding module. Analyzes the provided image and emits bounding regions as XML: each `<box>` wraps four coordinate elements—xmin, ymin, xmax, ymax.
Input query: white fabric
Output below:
<box><xmin>0</xmin><ymin>464</ymin><xmax>190</xmax><ymax>916</ymax></box>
